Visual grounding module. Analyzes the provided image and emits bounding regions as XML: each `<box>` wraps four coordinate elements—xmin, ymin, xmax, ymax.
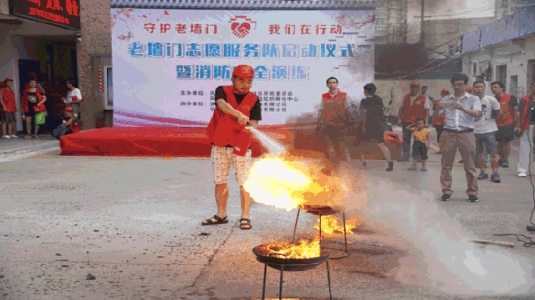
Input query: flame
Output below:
<box><xmin>264</xmin><ymin>238</ymin><xmax>321</xmax><ymax>259</ymax></box>
<box><xmin>314</xmin><ymin>215</ymin><xmax>359</xmax><ymax>235</ymax></box>
<box><xmin>244</xmin><ymin>154</ymin><xmax>351</xmax><ymax>211</ymax></box>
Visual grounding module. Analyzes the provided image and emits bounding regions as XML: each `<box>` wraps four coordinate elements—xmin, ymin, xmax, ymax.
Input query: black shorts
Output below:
<box><xmin>412</xmin><ymin>141</ymin><xmax>428</xmax><ymax>161</ymax></box>
<box><xmin>1</xmin><ymin>112</ymin><xmax>16</xmax><ymax>122</ymax></box>
<box><xmin>366</xmin><ymin>129</ymin><xmax>384</xmax><ymax>143</ymax></box>
<box><xmin>495</xmin><ymin>126</ymin><xmax>515</xmax><ymax>142</ymax></box>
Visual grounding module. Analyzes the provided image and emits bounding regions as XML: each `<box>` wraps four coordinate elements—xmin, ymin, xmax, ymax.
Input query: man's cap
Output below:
<box><xmin>28</xmin><ymin>72</ymin><xmax>37</xmax><ymax>78</ymax></box>
<box><xmin>4</xmin><ymin>77</ymin><xmax>13</xmax><ymax>83</ymax></box>
<box><xmin>64</xmin><ymin>106</ymin><xmax>73</xmax><ymax>112</ymax></box>
<box><xmin>440</xmin><ymin>88</ymin><xmax>450</xmax><ymax>93</ymax></box>
<box><xmin>232</xmin><ymin>65</ymin><xmax>254</xmax><ymax>79</ymax></box>
<box><xmin>410</xmin><ymin>81</ymin><xmax>420</xmax><ymax>87</ymax></box>
<box><xmin>465</xmin><ymin>86</ymin><xmax>473</xmax><ymax>91</ymax></box>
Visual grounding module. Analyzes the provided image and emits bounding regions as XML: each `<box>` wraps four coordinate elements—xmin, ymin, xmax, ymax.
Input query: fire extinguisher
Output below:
<box><xmin>233</xmin><ymin>123</ymin><xmax>251</xmax><ymax>156</ymax></box>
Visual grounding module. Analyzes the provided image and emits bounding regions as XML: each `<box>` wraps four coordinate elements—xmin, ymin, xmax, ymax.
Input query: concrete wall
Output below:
<box><xmin>77</xmin><ymin>0</ymin><xmax>112</xmax><ymax>129</ymax></box>
<box><xmin>462</xmin><ymin>36</ymin><xmax>535</xmax><ymax>98</ymax></box>
<box><xmin>423</xmin><ymin>17</ymin><xmax>497</xmax><ymax>59</ymax></box>
<box><xmin>0</xmin><ymin>0</ymin><xmax>8</xmax><ymax>15</ymax></box>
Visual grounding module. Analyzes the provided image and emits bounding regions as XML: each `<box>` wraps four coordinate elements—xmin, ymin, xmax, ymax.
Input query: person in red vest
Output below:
<box><xmin>397</xmin><ymin>81</ymin><xmax>430</xmax><ymax>161</ymax></box>
<box><xmin>0</xmin><ymin>78</ymin><xmax>18</xmax><ymax>139</ymax></box>
<box><xmin>316</xmin><ymin>77</ymin><xmax>351</xmax><ymax>168</ymax></box>
<box><xmin>432</xmin><ymin>88</ymin><xmax>450</xmax><ymax>154</ymax></box>
<box><xmin>203</xmin><ymin>65</ymin><xmax>261</xmax><ymax>230</ymax></box>
<box><xmin>516</xmin><ymin>81</ymin><xmax>535</xmax><ymax>177</ymax></box>
<box><xmin>491</xmin><ymin>81</ymin><xmax>519</xmax><ymax>169</ymax></box>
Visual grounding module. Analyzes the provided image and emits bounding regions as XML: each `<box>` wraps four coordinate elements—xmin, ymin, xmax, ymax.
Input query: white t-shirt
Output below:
<box><xmin>66</xmin><ymin>88</ymin><xmax>82</xmax><ymax>102</ymax></box>
<box><xmin>474</xmin><ymin>95</ymin><xmax>500</xmax><ymax>134</ymax></box>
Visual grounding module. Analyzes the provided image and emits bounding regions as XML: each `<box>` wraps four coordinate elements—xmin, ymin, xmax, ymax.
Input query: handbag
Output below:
<box><xmin>35</xmin><ymin>112</ymin><xmax>46</xmax><ymax>125</ymax></box>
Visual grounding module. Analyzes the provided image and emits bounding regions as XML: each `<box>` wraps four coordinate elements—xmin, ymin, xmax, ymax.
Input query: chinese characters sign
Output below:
<box><xmin>111</xmin><ymin>9</ymin><xmax>375</xmax><ymax>126</ymax></box>
<box><xmin>12</xmin><ymin>0</ymin><xmax>81</xmax><ymax>30</ymax></box>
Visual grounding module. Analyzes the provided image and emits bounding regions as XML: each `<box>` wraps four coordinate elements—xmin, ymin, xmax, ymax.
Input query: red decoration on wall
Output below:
<box><xmin>98</xmin><ymin>65</ymin><xmax>104</xmax><ymax>93</ymax></box>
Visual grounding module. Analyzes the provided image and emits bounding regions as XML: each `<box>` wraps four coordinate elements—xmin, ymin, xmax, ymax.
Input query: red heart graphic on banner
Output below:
<box><xmin>231</xmin><ymin>22</ymin><xmax>251</xmax><ymax>38</ymax></box>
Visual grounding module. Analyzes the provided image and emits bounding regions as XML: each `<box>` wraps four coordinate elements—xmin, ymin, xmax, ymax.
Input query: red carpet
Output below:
<box><xmin>59</xmin><ymin>126</ymin><xmax>401</xmax><ymax>159</ymax></box>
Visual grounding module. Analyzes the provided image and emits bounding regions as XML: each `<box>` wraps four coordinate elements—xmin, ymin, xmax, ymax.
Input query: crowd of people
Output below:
<box><xmin>0</xmin><ymin>73</ymin><xmax>83</xmax><ymax>140</ymax></box>
<box><xmin>201</xmin><ymin>67</ymin><xmax>535</xmax><ymax>229</ymax></box>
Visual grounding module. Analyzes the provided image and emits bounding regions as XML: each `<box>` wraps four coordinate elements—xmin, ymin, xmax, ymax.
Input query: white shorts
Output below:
<box><xmin>211</xmin><ymin>145</ymin><xmax>252</xmax><ymax>185</ymax></box>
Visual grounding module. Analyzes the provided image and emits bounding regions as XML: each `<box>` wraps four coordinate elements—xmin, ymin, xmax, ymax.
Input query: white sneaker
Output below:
<box><xmin>518</xmin><ymin>172</ymin><xmax>527</xmax><ymax>177</ymax></box>
<box><xmin>1</xmin><ymin>135</ymin><xmax>10</xmax><ymax>139</ymax></box>
<box><xmin>9</xmin><ymin>135</ymin><xmax>18</xmax><ymax>138</ymax></box>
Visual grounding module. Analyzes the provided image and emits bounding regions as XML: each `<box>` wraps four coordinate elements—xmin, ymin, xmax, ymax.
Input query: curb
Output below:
<box><xmin>0</xmin><ymin>145</ymin><xmax>60</xmax><ymax>164</ymax></box>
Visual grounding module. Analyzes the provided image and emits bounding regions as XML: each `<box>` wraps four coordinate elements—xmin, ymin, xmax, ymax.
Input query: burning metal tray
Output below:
<box><xmin>252</xmin><ymin>245</ymin><xmax>330</xmax><ymax>271</ymax></box>
<box><xmin>300</xmin><ymin>204</ymin><xmax>340</xmax><ymax>216</ymax></box>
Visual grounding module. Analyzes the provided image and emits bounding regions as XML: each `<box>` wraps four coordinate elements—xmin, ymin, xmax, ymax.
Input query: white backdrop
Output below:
<box><xmin>111</xmin><ymin>8</ymin><xmax>375</xmax><ymax>126</ymax></box>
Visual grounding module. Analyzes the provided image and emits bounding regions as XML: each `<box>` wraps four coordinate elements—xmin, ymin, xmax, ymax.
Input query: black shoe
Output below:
<box><xmin>468</xmin><ymin>195</ymin><xmax>479</xmax><ymax>202</ymax></box>
<box><xmin>440</xmin><ymin>194</ymin><xmax>451</xmax><ymax>201</ymax></box>
<box><xmin>386</xmin><ymin>161</ymin><xmax>393</xmax><ymax>171</ymax></box>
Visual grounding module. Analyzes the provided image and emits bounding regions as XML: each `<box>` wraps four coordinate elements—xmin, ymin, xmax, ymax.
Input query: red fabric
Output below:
<box><xmin>0</xmin><ymin>87</ymin><xmax>16</xmax><ymax>112</ymax></box>
<box><xmin>322</xmin><ymin>91</ymin><xmax>347</xmax><ymax>125</ymax></box>
<box><xmin>433</xmin><ymin>99</ymin><xmax>446</xmax><ymax>126</ymax></box>
<box><xmin>495</xmin><ymin>93</ymin><xmax>515</xmax><ymax>126</ymax></box>
<box><xmin>22</xmin><ymin>88</ymin><xmax>43</xmax><ymax>113</ymax></box>
<box><xmin>69</xmin><ymin>123</ymin><xmax>83</xmax><ymax>134</ymax></box>
<box><xmin>60</xmin><ymin>127</ymin><xmax>270</xmax><ymax>157</ymax></box>
<box><xmin>205</xmin><ymin>85</ymin><xmax>258</xmax><ymax>147</ymax></box>
<box><xmin>401</xmin><ymin>93</ymin><xmax>427</xmax><ymax>123</ymax></box>
<box><xmin>59</xmin><ymin>126</ymin><xmax>402</xmax><ymax>159</ymax></box>
<box><xmin>519</xmin><ymin>95</ymin><xmax>533</xmax><ymax>131</ymax></box>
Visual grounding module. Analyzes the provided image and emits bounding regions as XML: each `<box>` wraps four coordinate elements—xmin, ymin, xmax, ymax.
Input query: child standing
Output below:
<box><xmin>406</xmin><ymin>117</ymin><xmax>430</xmax><ymax>172</ymax></box>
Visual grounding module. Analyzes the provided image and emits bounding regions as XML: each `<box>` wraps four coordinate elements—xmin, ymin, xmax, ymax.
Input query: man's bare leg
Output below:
<box><xmin>239</xmin><ymin>186</ymin><xmax>252</xmax><ymax>229</ymax></box>
<box><xmin>1</xmin><ymin>122</ymin><xmax>7</xmax><ymax>136</ymax></box>
<box><xmin>202</xmin><ymin>183</ymin><xmax>229</xmax><ymax>225</ymax></box>
<box><xmin>490</xmin><ymin>153</ymin><xmax>500</xmax><ymax>174</ymax></box>
<box><xmin>377</xmin><ymin>143</ymin><xmax>391</xmax><ymax>162</ymax></box>
<box><xmin>477</xmin><ymin>153</ymin><xmax>486</xmax><ymax>173</ymax></box>
<box><xmin>497</xmin><ymin>141</ymin><xmax>506</xmax><ymax>161</ymax></box>
<box><xmin>503</xmin><ymin>142</ymin><xmax>511</xmax><ymax>162</ymax></box>
<box><xmin>7</xmin><ymin>122</ymin><xmax>13</xmax><ymax>136</ymax></box>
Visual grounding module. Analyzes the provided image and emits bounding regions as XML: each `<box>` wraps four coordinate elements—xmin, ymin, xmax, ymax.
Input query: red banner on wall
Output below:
<box><xmin>12</xmin><ymin>0</ymin><xmax>81</xmax><ymax>31</ymax></box>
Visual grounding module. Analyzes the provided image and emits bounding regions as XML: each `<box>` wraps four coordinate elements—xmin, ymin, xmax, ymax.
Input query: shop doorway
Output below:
<box><xmin>18</xmin><ymin>59</ymin><xmax>49</xmax><ymax>134</ymax></box>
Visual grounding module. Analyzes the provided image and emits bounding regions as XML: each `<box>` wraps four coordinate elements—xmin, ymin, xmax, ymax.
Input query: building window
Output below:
<box><xmin>497</xmin><ymin>65</ymin><xmax>507</xmax><ymax>88</ymax></box>
<box><xmin>528</xmin><ymin>59</ymin><xmax>535</xmax><ymax>90</ymax></box>
<box><xmin>103</xmin><ymin>65</ymin><xmax>113</xmax><ymax>110</ymax></box>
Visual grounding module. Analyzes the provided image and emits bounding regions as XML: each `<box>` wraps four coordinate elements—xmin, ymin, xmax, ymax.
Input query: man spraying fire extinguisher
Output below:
<box><xmin>204</xmin><ymin>64</ymin><xmax>262</xmax><ymax>230</ymax></box>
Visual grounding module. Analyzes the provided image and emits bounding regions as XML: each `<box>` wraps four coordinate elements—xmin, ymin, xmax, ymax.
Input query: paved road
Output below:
<box><xmin>1</xmin><ymin>128</ymin><xmax>535</xmax><ymax>299</ymax></box>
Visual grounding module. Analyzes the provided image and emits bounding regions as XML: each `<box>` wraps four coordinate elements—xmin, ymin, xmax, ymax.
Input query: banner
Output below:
<box><xmin>111</xmin><ymin>8</ymin><xmax>375</xmax><ymax>127</ymax></box>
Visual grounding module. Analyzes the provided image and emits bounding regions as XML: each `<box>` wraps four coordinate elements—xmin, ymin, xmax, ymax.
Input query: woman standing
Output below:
<box><xmin>22</xmin><ymin>79</ymin><xmax>46</xmax><ymax>138</ymax></box>
<box><xmin>62</xmin><ymin>79</ymin><xmax>83</xmax><ymax>116</ymax></box>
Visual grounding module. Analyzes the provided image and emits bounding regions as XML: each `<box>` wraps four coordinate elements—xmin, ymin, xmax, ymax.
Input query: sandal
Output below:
<box><xmin>239</xmin><ymin>218</ymin><xmax>252</xmax><ymax>230</ymax></box>
<box><xmin>201</xmin><ymin>215</ymin><xmax>228</xmax><ymax>226</ymax></box>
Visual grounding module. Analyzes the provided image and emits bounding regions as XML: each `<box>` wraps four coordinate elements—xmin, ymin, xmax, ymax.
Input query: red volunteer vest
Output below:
<box><xmin>206</xmin><ymin>85</ymin><xmax>258</xmax><ymax>148</ymax></box>
<box><xmin>402</xmin><ymin>93</ymin><xmax>427</xmax><ymax>123</ymax></box>
<box><xmin>322</xmin><ymin>91</ymin><xmax>347</xmax><ymax>126</ymax></box>
<box><xmin>0</xmin><ymin>87</ymin><xmax>16</xmax><ymax>112</ymax></box>
<box><xmin>519</xmin><ymin>94</ymin><xmax>534</xmax><ymax>131</ymax></box>
<box><xmin>433</xmin><ymin>99</ymin><xmax>446</xmax><ymax>126</ymax></box>
<box><xmin>495</xmin><ymin>93</ymin><xmax>515</xmax><ymax>126</ymax></box>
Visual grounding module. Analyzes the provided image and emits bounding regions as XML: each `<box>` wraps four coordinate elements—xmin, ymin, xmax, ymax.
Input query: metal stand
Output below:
<box><xmin>260</xmin><ymin>260</ymin><xmax>332</xmax><ymax>300</ymax></box>
<box><xmin>292</xmin><ymin>208</ymin><xmax>349</xmax><ymax>259</ymax></box>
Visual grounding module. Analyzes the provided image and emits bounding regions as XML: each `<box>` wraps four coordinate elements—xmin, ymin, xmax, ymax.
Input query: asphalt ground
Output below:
<box><xmin>1</xmin><ymin>128</ymin><xmax>535</xmax><ymax>299</ymax></box>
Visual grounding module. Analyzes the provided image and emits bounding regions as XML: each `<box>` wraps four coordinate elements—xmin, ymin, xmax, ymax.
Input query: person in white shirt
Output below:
<box><xmin>472</xmin><ymin>81</ymin><xmax>502</xmax><ymax>183</ymax></box>
<box><xmin>62</xmin><ymin>79</ymin><xmax>83</xmax><ymax>115</ymax></box>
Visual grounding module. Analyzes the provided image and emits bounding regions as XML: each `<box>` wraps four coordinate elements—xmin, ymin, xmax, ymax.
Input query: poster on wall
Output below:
<box><xmin>111</xmin><ymin>8</ymin><xmax>375</xmax><ymax>127</ymax></box>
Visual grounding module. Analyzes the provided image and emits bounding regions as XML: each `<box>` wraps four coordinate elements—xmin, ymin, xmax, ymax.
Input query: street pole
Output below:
<box><xmin>420</xmin><ymin>0</ymin><xmax>425</xmax><ymax>43</ymax></box>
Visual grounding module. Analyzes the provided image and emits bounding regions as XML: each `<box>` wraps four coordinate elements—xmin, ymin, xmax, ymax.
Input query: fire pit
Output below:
<box><xmin>253</xmin><ymin>243</ymin><xmax>332</xmax><ymax>300</ymax></box>
<box><xmin>292</xmin><ymin>205</ymin><xmax>349</xmax><ymax>259</ymax></box>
